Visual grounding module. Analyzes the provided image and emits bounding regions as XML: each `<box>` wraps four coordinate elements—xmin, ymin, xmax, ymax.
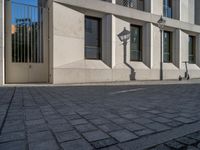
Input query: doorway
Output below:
<box><xmin>5</xmin><ymin>0</ymin><xmax>49</xmax><ymax>83</ymax></box>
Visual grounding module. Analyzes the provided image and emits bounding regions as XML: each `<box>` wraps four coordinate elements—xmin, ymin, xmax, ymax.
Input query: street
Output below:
<box><xmin>0</xmin><ymin>82</ymin><xmax>200</xmax><ymax>149</ymax></box>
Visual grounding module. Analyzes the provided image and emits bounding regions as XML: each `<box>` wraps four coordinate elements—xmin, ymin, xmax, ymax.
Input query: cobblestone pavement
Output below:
<box><xmin>148</xmin><ymin>131</ymin><xmax>200</xmax><ymax>150</ymax></box>
<box><xmin>0</xmin><ymin>83</ymin><xmax>200</xmax><ymax>150</ymax></box>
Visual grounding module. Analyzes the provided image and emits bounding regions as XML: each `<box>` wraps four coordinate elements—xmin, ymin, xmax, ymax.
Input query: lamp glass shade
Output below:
<box><xmin>157</xmin><ymin>16</ymin><xmax>166</xmax><ymax>30</ymax></box>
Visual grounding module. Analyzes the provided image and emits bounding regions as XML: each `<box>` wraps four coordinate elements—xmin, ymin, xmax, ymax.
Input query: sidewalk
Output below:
<box><xmin>0</xmin><ymin>83</ymin><xmax>200</xmax><ymax>149</ymax></box>
<box><xmin>4</xmin><ymin>79</ymin><xmax>200</xmax><ymax>87</ymax></box>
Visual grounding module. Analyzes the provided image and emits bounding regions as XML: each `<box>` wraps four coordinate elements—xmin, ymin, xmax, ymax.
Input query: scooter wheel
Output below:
<box><xmin>179</xmin><ymin>76</ymin><xmax>182</xmax><ymax>81</ymax></box>
<box><xmin>187</xmin><ymin>75</ymin><xmax>190</xmax><ymax>80</ymax></box>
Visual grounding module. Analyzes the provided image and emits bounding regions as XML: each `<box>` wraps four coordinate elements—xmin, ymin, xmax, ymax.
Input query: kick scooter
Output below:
<box><xmin>179</xmin><ymin>61</ymin><xmax>190</xmax><ymax>81</ymax></box>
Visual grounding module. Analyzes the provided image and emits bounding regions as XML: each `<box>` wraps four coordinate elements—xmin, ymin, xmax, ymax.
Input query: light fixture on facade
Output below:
<box><xmin>157</xmin><ymin>16</ymin><xmax>166</xmax><ymax>30</ymax></box>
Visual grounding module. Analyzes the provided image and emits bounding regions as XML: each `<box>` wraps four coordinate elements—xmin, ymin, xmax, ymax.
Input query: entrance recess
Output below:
<box><xmin>5</xmin><ymin>1</ymin><xmax>48</xmax><ymax>83</ymax></box>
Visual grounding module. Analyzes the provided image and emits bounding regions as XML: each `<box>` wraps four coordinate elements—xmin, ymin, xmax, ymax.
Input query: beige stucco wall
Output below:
<box><xmin>50</xmin><ymin>0</ymin><xmax>200</xmax><ymax>83</ymax></box>
<box><xmin>0</xmin><ymin>0</ymin><xmax>199</xmax><ymax>84</ymax></box>
<box><xmin>180</xmin><ymin>0</ymin><xmax>195</xmax><ymax>23</ymax></box>
<box><xmin>0</xmin><ymin>0</ymin><xmax>4</xmax><ymax>84</ymax></box>
<box><xmin>151</xmin><ymin>0</ymin><xmax>162</xmax><ymax>15</ymax></box>
<box><xmin>52</xmin><ymin>2</ymin><xmax>113</xmax><ymax>83</ymax></box>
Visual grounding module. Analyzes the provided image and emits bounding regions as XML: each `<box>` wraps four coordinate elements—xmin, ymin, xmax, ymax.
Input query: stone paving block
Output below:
<box><xmin>187</xmin><ymin>132</ymin><xmax>200</xmax><ymax>140</ymax></box>
<box><xmin>159</xmin><ymin>113</ymin><xmax>178</xmax><ymax>119</ymax></box>
<box><xmin>55</xmin><ymin>130</ymin><xmax>81</xmax><ymax>143</ymax></box>
<box><xmin>29</xmin><ymin>140</ymin><xmax>59</xmax><ymax>150</ymax></box>
<box><xmin>83</xmin><ymin>114</ymin><xmax>100</xmax><ymax>120</ymax></box>
<box><xmin>134</xmin><ymin>118</ymin><xmax>154</xmax><ymax>125</ymax></box>
<box><xmin>2</xmin><ymin>121</ymin><xmax>25</xmax><ymax>133</ymax></box>
<box><xmin>27</xmin><ymin>123</ymin><xmax>48</xmax><ymax>133</ymax></box>
<box><xmin>174</xmin><ymin>117</ymin><xmax>195</xmax><ymax>124</ymax></box>
<box><xmin>100</xmin><ymin>146</ymin><xmax>121</xmax><ymax>150</ymax></box>
<box><xmin>148</xmin><ymin>110</ymin><xmax>162</xmax><ymax>114</ymax></box>
<box><xmin>25</xmin><ymin>113</ymin><xmax>43</xmax><ymax>121</ymax></box>
<box><xmin>47</xmin><ymin>118</ymin><xmax>67</xmax><ymax>125</ymax></box>
<box><xmin>153</xmin><ymin>117</ymin><xmax>171</xmax><ymax>123</ymax></box>
<box><xmin>44</xmin><ymin>115</ymin><xmax>62</xmax><ymax>121</ymax></box>
<box><xmin>140</xmin><ymin>113</ymin><xmax>157</xmax><ymax>119</ymax></box>
<box><xmin>25</xmin><ymin>119</ymin><xmax>46</xmax><ymax>126</ymax></box>
<box><xmin>197</xmin><ymin>143</ymin><xmax>200</xmax><ymax>148</ymax></box>
<box><xmin>187</xmin><ymin>146</ymin><xmax>200</xmax><ymax>150</ymax></box>
<box><xmin>175</xmin><ymin>137</ymin><xmax>197</xmax><ymax>145</ymax></box>
<box><xmin>165</xmin><ymin>140</ymin><xmax>185</xmax><ymax>149</ymax></box>
<box><xmin>61</xmin><ymin>139</ymin><xmax>93</xmax><ymax>150</ymax></box>
<box><xmin>0</xmin><ymin>140</ymin><xmax>26</xmax><ymax>150</ymax></box>
<box><xmin>64</xmin><ymin>110</ymin><xmax>78</xmax><ymax>116</ymax></box>
<box><xmin>180</xmin><ymin>113</ymin><xmax>194</xmax><ymax>118</ymax></box>
<box><xmin>77</xmin><ymin>111</ymin><xmax>91</xmax><ymax>115</ymax></box>
<box><xmin>99</xmin><ymin>145</ymin><xmax>121</xmax><ymax>150</ymax></box>
<box><xmin>98</xmin><ymin>123</ymin><xmax>122</xmax><ymax>132</ymax></box>
<box><xmin>91</xmin><ymin>138</ymin><xmax>118</xmax><ymax>149</ymax></box>
<box><xmin>48</xmin><ymin>123</ymin><xmax>73</xmax><ymax>133</ymax></box>
<box><xmin>6</xmin><ymin>114</ymin><xmax>24</xmax><ymax>121</ymax></box>
<box><xmin>103</xmin><ymin>114</ymin><xmax>119</xmax><ymax>119</ymax></box>
<box><xmin>75</xmin><ymin>123</ymin><xmax>97</xmax><ymax>133</ymax></box>
<box><xmin>90</xmin><ymin>118</ymin><xmax>110</xmax><ymax>125</ymax></box>
<box><xmin>64</xmin><ymin>114</ymin><xmax>82</xmax><ymax>120</ymax></box>
<box><xmin>82</xmin><ymin>130</ymin><xmax>110</xmax><ymax>142</ymax></box>
<box><xmin>109</xmin><ymin>130</ymin><xmax>138</xmax><ymax>142</ymax></box>
<box><xmin>122</xmin><ymin>123</ymin><xmax>145</xmax><ymax>132</ymax></box>
<box><xmin>70</xmin><ymin>119</ymin><xmax>88</xmax><ymax>125</ymax></box>
<box><xmin>112</xmin><ymin>118</ymin><xmax>131</xmax><ymax>124</ymax></box>
<box><xmin>145</xmin><ymin>122</ymin><xmax>170</xmax><ymax>132</ymax></box>
<box><xmin>149</xmin><ymin>144</ymin><xmax>171</xmax><ymax>150</ymax></box>
<box><xmin>164</xmin><ymin>109</ymin><xmax>179</xmax><ymax>114</ymax></box>
<box><xmin>0</xmin><ymin>131</ymin><xmax>25</xmax><ymax>143</ymax></box>
<box><xmin>135</xmin><ymin>128</ymin><xmax>155</xmax><ymax>136</ymax></box>
<box><xmin>166</xmin><ymin>121</ymin><xmax>183</xmax><ymax>127</ymax></box>
<box><xmin>120</xmin><ymin>113</ymin><xmax>138</xmax><ymax>119</ymax></box>
<box><xmin>28</xmin><ymin>131</ymin><xmax>54</xmax><ymax>143</ymax></box>
<box><xmin>43</xmin><ymin>111</ymin><xmax>57</xmax><ymax>116</ymax></box>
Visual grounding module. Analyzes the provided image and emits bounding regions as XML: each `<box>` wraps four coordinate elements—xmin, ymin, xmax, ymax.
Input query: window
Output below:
<box><xmin>85</xmin><ymin>16</ymin><xmax>101</xmax><ymax>59</ymax></box>
<box><xmin>163</xmin><ymin>31</ymin><xmax>172</xmax><ymax>63</ymax></box>
<box><xmin>189</xmin><ymin>36</ymin><xmax>196</xmax><ymax>64</ymax></box>
<box><xmin>137</xmin><ymin>0</ymin><xmax>144</xmax><ymax>11</ymax></box>
<box><xmin>130</xmin><ymin>25</ymin><xmax>142</xmax><ymax>61</ymax></box>
<box><xmin>163</xmin><ymin>0</ymin><xmax>172</xmax><ymax>18</ymax></box>
<box><xmin>117</xmin><ymin>0</ymin><xmax>144</xmax><ymax>11</ymax></box>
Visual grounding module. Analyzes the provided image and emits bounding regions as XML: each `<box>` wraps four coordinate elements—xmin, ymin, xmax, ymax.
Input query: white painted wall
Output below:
<box><xmin>197</xmin><ymin>34</ymin><xmax>200</xmax><ymax>67</ymax></box>
<box><xmin>50</xmin><ymin>1</ymin><xmax>200</xmax><ymax>83</ymax></box>
<box><xmin>53</xmin><ymin>3</ymin><xmax>84</xmax><ymax>67</ymax></box>
<box><xmin>52</xmin><ymin>2</ymin><xmax>114</xmax><ymax>83</ymax></box>
<box><xmin>151</xmin><ymin>0</ymin><xmax>162</xmax><ymax>15</ymax></box>
<box><xmin>180</xmin><ymin>0</ymin><xmax>195</xmax><ymax>23</ymax></box>
<box><xmin>0</xmin><ymin>0</ymin><xmax>4</xmax><ymax>84</ymax></box>
<box><xmin>173</xmin><ymin>29</ymin><xmax>181</xmax><ymax>68</ymax></box>
<box><xmin>0</xmin><ymin>0</ymin><xmax>198</xmax><ymax>84</ymax></box>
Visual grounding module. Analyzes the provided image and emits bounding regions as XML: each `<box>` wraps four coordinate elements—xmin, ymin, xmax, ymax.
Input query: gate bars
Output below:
<box><xmin>11</xmin><ymin>2</ymin><xmax>44</xmax><ymax>63</ymax></box>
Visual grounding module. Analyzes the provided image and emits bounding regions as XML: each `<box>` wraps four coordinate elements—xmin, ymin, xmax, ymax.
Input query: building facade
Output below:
<box><xmin>1</xmin><ymin>0</ymin><xmax>200</xmax><ymax>84</ymax></box>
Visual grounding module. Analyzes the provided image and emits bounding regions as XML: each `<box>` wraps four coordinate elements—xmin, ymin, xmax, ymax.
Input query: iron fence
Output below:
<box><xmin>11</xmin><ymin>2</ymin><xmax>45</xmax><ymax>63</ymax></box>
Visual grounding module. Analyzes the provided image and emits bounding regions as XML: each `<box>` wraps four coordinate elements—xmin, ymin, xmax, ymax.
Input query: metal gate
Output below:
<box><xmin>5</xmin><ymin>1</ymin><xmax>49</xmax><ymax>83</ymax></box>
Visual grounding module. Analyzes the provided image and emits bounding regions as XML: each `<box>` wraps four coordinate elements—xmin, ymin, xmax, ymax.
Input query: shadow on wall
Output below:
<box><xmin>123</xmin><ymin>42</ymin><xmax>136</xmax><ymax>80</ymax></box>
<box><xmin>117</xmin><ymin>27</ymin><xmax>136</xmax><ymax>81</ymax></box>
